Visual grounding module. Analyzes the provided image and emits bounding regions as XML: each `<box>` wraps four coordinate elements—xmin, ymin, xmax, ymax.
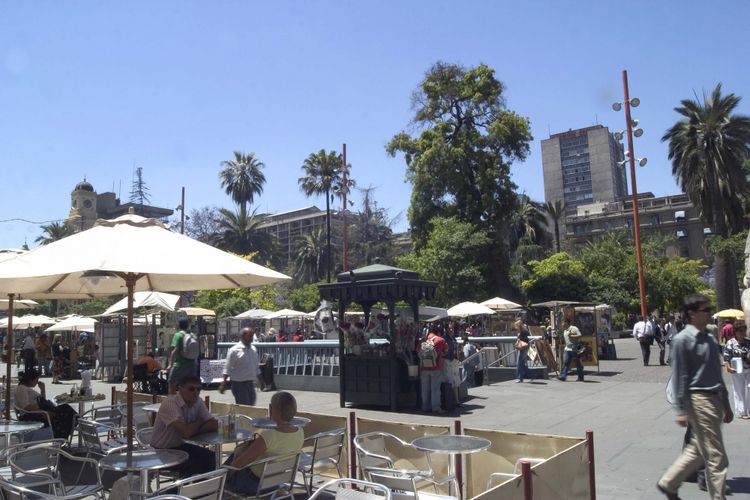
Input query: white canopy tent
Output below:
<box><xmin>103</xmin><ymin>291</ymin><xmax>181</xmax><ymax>315</ymax></box>
<box><xmin>480</xmin><ymin>296</ymin><xmax>523</xmax><ymax>311</ymax></box>
<box><xmin>13</xmin><ymin>314</ymin><xmax>56</xmax><ymax>329</ymax></box>
<box><xmin>45</xmin><ymin>315</ymin><xmax>97</xmax><ymax>332</ymax></box>
<box><xmin>235</xmin><ymin>308</ymin><xmax>272</xmax><ymax>319</ymax></box>
<box><xmin>263</xmin><ymin>308</ymin><xmax>308</xmax><ymax>320</ymax></box>
<box><xmin>0</xmin><ymin>211</ymin><xmax>290</xmax><ymax>443</ymax></box>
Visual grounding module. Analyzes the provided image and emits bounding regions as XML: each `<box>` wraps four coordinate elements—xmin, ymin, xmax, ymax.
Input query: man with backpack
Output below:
<box><xmin>418</xmin><ymin>328</ymin><xmax>448</xmax><ymax>414</ymax></box>
<box><xmin>167</xmin><ymin>317</ymin><xmax>200</xmax><ymax>394</ymax></box>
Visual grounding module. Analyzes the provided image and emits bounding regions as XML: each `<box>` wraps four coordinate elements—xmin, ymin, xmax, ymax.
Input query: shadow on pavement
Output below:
<box><xmin>727</xmin><ymin>477</ymin><xmax>750</xmax><ymax>495</ymax></box>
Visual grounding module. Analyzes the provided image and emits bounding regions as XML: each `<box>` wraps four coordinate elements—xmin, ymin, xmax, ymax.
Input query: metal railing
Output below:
<box><xmin>217</xmin><ymin>341</ymin><xmax>340</xmax><ymax>377</ymax></box>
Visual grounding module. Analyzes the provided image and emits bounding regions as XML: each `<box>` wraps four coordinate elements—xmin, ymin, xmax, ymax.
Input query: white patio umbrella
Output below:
<box><xmin>0</xmin><ymin>316</ymin><xmax>20</xmax><ymax>328</ymax></box>
<box><xmin>178</xmin><ymin>307</ymin><xmax>216</xmax><ymax>317</ymax></box>
<box><xmin>420</xmin><ymin>306</ymin><xmax>449</xmax><ymax>322</ymax></box>
<box><xmin>0</xmin><ymin>299</ymin><xmax>38</xmax><ymax>311</ymax></box>
<box><xmin>103</xmin><ymin>291</ymin><xmax>181</xmax><ymax>315</ymax></box>
<box><xmin>447</xmin><ymin>301</ymin><xmax>495</xmax><ymax>318</ymax></box>
<box><xmin>480</xmin><ymin>296</ymin><xmax>523</xmax><ymax>311</ymax></box>
<box><xmin>235</xmin><ymin>308</ymin><xmax>272</xmax><ymax>319</ymax></box>
<box><xmin>45</xmin><ymin>315</ymin><xmax>97</xmax><ymax>332</ymax></box>
<box><xmin>13</xmin><ymin>314</ymin><xmax>56</xmax><ymax>329</ymax></box>
<box><xmin>0</xmin><ymin>211</ymin><xmax>290</xmax><ymax>443</ymax></box>
<box><xmin>263</xmin><ymin>308</ymin><xmax>308</xmax><ymax>320</ymax></box>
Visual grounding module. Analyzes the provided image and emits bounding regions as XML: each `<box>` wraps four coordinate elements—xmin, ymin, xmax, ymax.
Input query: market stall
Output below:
<box><xmin>318</xmin><ymin>264</ymin><xmax>436</xmax><ymax>411</ymax></box>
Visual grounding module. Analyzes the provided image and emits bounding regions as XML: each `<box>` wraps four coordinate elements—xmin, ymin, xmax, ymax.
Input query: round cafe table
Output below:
<box><xmin>99</xmin><ymin>449</ymin><xmax>188</xmax><ymax>493</ymax></box>
<box><xmin>411</xmin><ymin>435</ymin><xmax>491</xmax><ymax>497</ymax></box>
<box><xmin>252</xmin><ymin>416</ymin><xmax>311</xmax><ymax>429</ymax></box>
<box><xmin>0</xmin><ymin>420</ymin><xmax>44</xmax><ymax>436</ymax></box>
<box><xmin>186</xmin><ymin>429</ymin><xmax>255</xmax><ymax>465</ymax></box>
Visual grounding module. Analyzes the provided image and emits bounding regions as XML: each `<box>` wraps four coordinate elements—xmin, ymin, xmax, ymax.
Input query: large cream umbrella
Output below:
<box><xmin>0</xmin><ymin>211</ymin><xmax>290</xmax><ymax>445</ymax></box>
<box><xmin>234</xmin><ymin>308</ymin><xmax>272</xmax><ymax>319</ymax></box>
<box><xmin>103</xmin><ymin>291</ymin><xmax>181</xmax><ymax>315</ymax></box>
<box><xmin>446</xmin><ymin>301</ymin><xmax>495</xmax><ymax>318</ymax></box>
<box><xmin>0</xmin><ymin>299</ymin><xmax>38</xmax><ymax>311</ymax></box>
<box><xmin>480</xmin><ymin>296</ymin><xmax>523</xmax><ymax>311</ymax></box>
<box><xmin>45</xmin><ymin>315</ymin><xmax>97</xmax><ymax>332</ymax></box>
<box><xmin>13</xmin><ymin>314</ymin><xmax>56</xmax><ymax>329</ymax></box>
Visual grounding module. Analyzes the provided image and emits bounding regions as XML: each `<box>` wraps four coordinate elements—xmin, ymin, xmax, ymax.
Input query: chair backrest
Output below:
<box><xmin>176</xmin><ymin>469</ymin><xmax>227</xmax><ymax>500</ymax></box>
<box><xmin>256</xmin><ymin>452</ymin><xmax>301</xmax><ymax>496</ymax></box>
<box><xmin>83</xmin><ymin>404</ymin><xmax>123</xmax><ymax>429</ymax></box>
<box><xmin>121</xmin><ymin>404</ymin><xmax>151</xmax><ymax>430</ymax></box>
<box><xmin>367</xmin><ymin>469</ymin><xmax>418</xmax><ymax>497</ymax></box>
<box><xmin>354</xmin><ymin>433</ymin><xmax>397</xmax><ymax>476</ymax></box>
<box><xmin>0</xmin><ymin>479</ymin><xmax>24</xmax><ymax>500</ymax></box>
<box><xmin>136</xmin><ymin>427</ymin><xmax>154</xmax><ymax>448</ymax></box>
<box><xmin>148</xmin><ymin>496</ymin><xmax>193</xmax><ymax>500</ymax></box>
<box><xmin>311</xmin><ymin>428</ymin><xmax>346</xmax><ymax>465</ymax></box>
<box><xmin>77</xmin><ymin>419</ymin><xmax>104</xmax><ymax>453</ymax></box>
<box><xmin>8</xmin><ymin>446</ymin><xmax>57</xmax><ymax>485</ymax></box>
<box><xmin>309</xmin><ymin>478</ymin><xmax>392</xmax><ymax>499</ymax></box>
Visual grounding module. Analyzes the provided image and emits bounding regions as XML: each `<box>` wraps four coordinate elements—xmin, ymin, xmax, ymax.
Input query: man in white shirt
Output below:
<box><xmin>633</xmin><ymin>316</ymin><xmax>654</xmax><ymax>366</ymax></box>
<box><xmin>220</xmin><ymin>327</ymin><xmax>260</xmax><ymax>405</ymax></box>
<box><xmin>22</xmin><ymin>333</ymin><xmax>36</xmax><ymax>372</ymax></box>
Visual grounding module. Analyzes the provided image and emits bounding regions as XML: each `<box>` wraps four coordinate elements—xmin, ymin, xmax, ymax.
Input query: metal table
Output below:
<box><xmin>411</xmin><ymin>435</ymin><xmax>491</xmax><ymax>498</ymax></box>
<box><xmin>0</xmin><ymin>420</ymin><xmax>44</xmax><ymax>436</ymax></box>
<box><xmin>252</xmin><ymin>416</ymin><xmax>311</xmax><ymax>429</ymax></box>
<box><xmin>99</xmin><ymin>449</ymin><xmax>188</xmax><ymax>493</ymax></box>
<box><xmin>142</xmin><ymin>403</ymin><xmax>161</xmax><ymax>414</ymax></box>
<box><xmin>186</xmin><ymin>430</ymin><xmax>255</xmax><ymax>465</ymax></box>
<box><xmin>54</xmin><ymin>393</ymin><xmax>106</xmax><ymax>415</ymax></box>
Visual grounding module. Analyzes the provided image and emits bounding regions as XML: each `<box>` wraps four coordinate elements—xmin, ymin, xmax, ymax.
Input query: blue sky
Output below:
<box><xmin>1</xmin><ymin>1</ymin><xmax>748</xmax><ymax>249</ymax></box>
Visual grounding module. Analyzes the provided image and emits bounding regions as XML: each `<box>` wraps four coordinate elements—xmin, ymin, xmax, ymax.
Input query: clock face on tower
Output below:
<box><xmin>83</xmin><ymin>199</ymin><xmax>93</xmax><ymax>209</ymax></box>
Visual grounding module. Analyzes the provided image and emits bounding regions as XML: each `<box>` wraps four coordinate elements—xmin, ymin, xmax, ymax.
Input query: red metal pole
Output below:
<box><xmin>587</xmin><ymin>430</ymin><xmax>596</xmax><ymax>500</ymax></box>
<box><xmin>622</xmin><ymin>70</ymin><xmax>648</xmax><ymax>321</ymax></box>
<box><xmin>342</xmin><ymin>143</ymin><xmax>349</xmax><ymax>272</ymax></box>
<box><xmin>349</xmin><ymin>411</ymin><xmax>357</xmax><ymax>478</ymax></box>
<box><xmin>521</xmin><ymin>460</ymin><xmax>533</xmax><ymax>500</ymax></box>
<box><xmin>454</xmin><ymin>419</ymin><xmax>463</xmax><ymax>499</ymax></box>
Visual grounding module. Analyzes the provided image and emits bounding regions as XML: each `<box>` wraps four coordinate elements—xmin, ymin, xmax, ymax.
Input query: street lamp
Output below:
<box><xmin>613</xmin><ymin>70</ymin><xmax>648</xmax><ymax>321</ymax></box>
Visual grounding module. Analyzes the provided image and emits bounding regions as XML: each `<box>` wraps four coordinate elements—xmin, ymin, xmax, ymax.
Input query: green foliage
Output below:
<box><xmin>293</xmin><ymin>229</ymin><xmax>327</xmax><ymax>285</ymax></box>
<box><xmin>212</xmin><ymin>209</ymin><xmax>279</xmax><ymax>268</ymax></box>
<box><xmin>348</xmin><ymin>186</ymin><xmax>396</xmax><ymax>268</ymax></box>
<box><xmin>395</xmin><ymin>216</ymin><xmax>490</xmax><ymax>306</ymax></box>
<box><xmin>65</xmin><ymin>297</ymin><xmax>121</xmax><ymax>316</ymax></box>
<box><xmin>129</xmin><ymin>166</ymin><xmax>151</xmax><ymax>205</ymax></box>
<box><xmin>287</xmin><ymin>283</ymin><xmax>323</xmax><ymax>312</ymax></box>
<box><xmin>35</xmin><ymin>221</ymin><xmax>74</xmax><ymax>245</ymax></box>
<box><xmin>219</xmin><ymin>151</ymin><xmax>266</xmax><ymax>218</ymax></box>
<box><xmin>521</xmin><ymin>252</ymin><xmax>590</xmax><ymax>303</ymax></box>
<box><xmin>193</xmin><ymin>285</ymin><xmax>283</xmax><ymax>317</ymax></box>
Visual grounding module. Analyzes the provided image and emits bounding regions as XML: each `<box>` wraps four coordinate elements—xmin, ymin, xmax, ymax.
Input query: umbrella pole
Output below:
<box><xmin>125</xmin><ymin>276</ymin><xmax>136</xmax><ymax>451</ymax></box>
<box><xmin>4</xmin><ymin>294</ymin><xmax>14</xmax><ymax>420</ymax></box>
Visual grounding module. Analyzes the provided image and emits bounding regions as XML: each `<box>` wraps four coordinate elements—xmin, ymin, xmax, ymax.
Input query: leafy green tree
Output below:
<box><xmin>395</xmin><ymin>216</ymin><xmax>491</xmax><ymax>306</ymax></box>
<box><xmin>35</xmin><ymin>221</ymin><xmax>74</xmax><ymax>245</ymax></box>
<box><xmin>705</xmin><ymin>230</ymin><xmax>749</xmax><ymax>290</ymax></box>
<box><xmin>542</xmin><ymin>199</ymin><xmax>566</xmax><ymax>253</ymax></box>
<box><xmin>193</xmin><ymin>284</ymin><xmax>282</xmax><ymax>316</ymax></box>
<box><xmin>293</xmin><ymin>229</ymin><xmax>327</xmax><ymax>285</ymax></box>
<box><xmin>299</xmin><ymin>149</ymin><xmax>347</xmax><ymax>282</ymax></box>
<box><xmin>212</xmin><ymin>209</ymin><xmax>278</xmax><ymax>267</ymax></box>
<box><xmin>184</xmin><ymin>206</ymin><xmax>222</xmax><ymax>243</ymax></box>
<box><xmin>386</xmin><ymin>62</ymin><xmax>533</xmax><ymax>296</ymax></box>
<box><xmin>287</xmin><ymin>282</ymin><xmax>323</xmax><ymax>312</ymax></box>
<box><xmin>129</xmin><ymin>166</ymin><xmax>151</xmax><ymax>206</ymax></box>
<box><xmin>348</xmin><ymin>186</ymin><xmax>396</xmax><ymax>268</ymax></box>
<box><xmin>521</xmin><ymin>252</ymin><xmax>590</xmax><ymax>304</ymax></box>
<box><xmin>219</xmin><ymin>151</ymin><xmax>266</xmax><ymax>219</ymax></box>
<box><xmin>662</xmin><ymin>84</ymin><xmax>750</xmax><ymax>308</ymax></box>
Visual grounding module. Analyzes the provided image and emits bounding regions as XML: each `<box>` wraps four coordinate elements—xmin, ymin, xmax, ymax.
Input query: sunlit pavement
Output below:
<box><xmin>5</xmin><ymin>337</ymin><xmax>748</xmax><ymax>499</ymax></box>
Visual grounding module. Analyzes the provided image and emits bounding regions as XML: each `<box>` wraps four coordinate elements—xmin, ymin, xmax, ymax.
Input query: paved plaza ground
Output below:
<box><xmin>6</xmin><ymin>337</ymin><xmax>749</xmax><ymax>499</ymax></box>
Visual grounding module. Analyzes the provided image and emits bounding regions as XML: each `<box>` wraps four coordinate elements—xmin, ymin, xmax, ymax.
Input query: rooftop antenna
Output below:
<box><xmin>547</xmin><ymin>124</ymin><xmax>551</xmax><ymax>136</ymax></box>
<box><xmin>595</xmin><ymin>113</ymin><xmax>599</xmax><ymax>125</ymax></box>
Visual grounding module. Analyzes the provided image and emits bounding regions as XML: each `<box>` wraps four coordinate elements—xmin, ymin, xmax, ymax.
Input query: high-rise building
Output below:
<box><xmin>541</xmin><ymin>125</ymin><xmax>627</xmax><ymax>216</ymax></box>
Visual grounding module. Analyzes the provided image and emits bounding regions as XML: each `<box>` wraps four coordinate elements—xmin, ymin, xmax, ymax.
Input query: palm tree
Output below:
<box><xmin>662</xmin><ymin>84</ymin><xmax>750</xmax><ymax>309</ymax></box>
<box><xmin>35</xmin><ymin>221</ymin><xmax>73</xmax><ymax>245</ymax></box>
<box><xmin>212</xmin><ymin>208</ymin><xmax>276</xmax><ymax>265</ymax></box>
<box><xmin>219</xmin><ymin>152</ymin><xmax>266</xmax><ymax>218</ymax></box>
<box><xmin>299</xmin><ymin>150</ymin><xmax>345</xmax><ymax>281</ymax></box>
<box><xmin>293</xmin><ymin>229</ymin><xmax>327</xmax><ymax>284</ymax></box>
<box><xmin>542</xmin><ymin>199</ymin><xmax>566</xmax><ymax>253</ymax></box>
<box><xmin>511</xmin><ymin>196</ymin><xmax>546</xmax><ymax>246</ymax></box>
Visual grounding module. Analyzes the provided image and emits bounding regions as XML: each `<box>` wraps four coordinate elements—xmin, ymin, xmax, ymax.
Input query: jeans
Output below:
<box><xmin>657</xmin><ymin>340</ymin><xmax>666</xmax><ymax>365</ymax></box>
<box><xmin>231</xmin><ymin>380</ymin><xmax>257</xmax><ymax>406</ymax></box>
<box><xmin>163</xmin><ymin>443</ymin><xmax>215</xmax><ymax>477</ymax></box>
<box><xmin>420</xmin><ymin>369</ymin><xmax>443</xmax><ymax>411</ymax></box>
<box><xmin>516</xmin><ymin>349</ymin><xmax>528</xmax><ymax>381</ymax></box>
<box><xmin>225</xmin><ymin>452</ymin><xmax>261</xmax><ymax>494</ymax></box>
<box><xmin>560</xmin><ymin>350</ymin><xmax>583</xmax><ymax>380</ymax></box>
<box><xmin>462</xmin><ymin>365</ymin><xmax>475</xmax><ymax>388</ymax></box>
<box><xmin>639</xmin><ymin>339</ymin><xmax>651</xmax><ymax>365</ymax></box>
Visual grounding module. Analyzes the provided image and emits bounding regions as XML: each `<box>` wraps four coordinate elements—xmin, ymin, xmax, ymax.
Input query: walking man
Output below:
<box><xmin>657</xmin><ymin>294</ymin><xmax>733</xmax><ymax>499</ymax></box>
<box><xmin>633</xmin><ymin>315</ymin><xmax>654</xmax><ymax>366</ymax></box>
<box><xmin>166</xmin><ymin>317</ymin><xmax>198</xmax><ymax>394</ymax></box>
<box><xmin>219</xmin><ymin>327</ymin><xmax>260</xmax><ymax>405</ymax></box>
<box><xmin>558</xmin><ymin>317</ymin><xmax>583</xmax><ymax>382</ymax></box>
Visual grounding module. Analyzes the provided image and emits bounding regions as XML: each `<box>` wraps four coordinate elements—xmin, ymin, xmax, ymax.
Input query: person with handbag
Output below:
<box><xmin>514</xmin><ymin>319</ymin><xmax>530</xmax><ymax>383</ymax></box>
<box><xmin>15</xmin><ymin>368</ymin><xmax>77</xmax><ymax>439</ymax></box>
<box><xmin>558</xmin><ymin>317</ymin><xmax>584</xmax><ymax>382</ymax></box>
<box><xmin>722</xmin><ymin>323</ymin><xmax>750</xmax><ymax>419</ymax></box>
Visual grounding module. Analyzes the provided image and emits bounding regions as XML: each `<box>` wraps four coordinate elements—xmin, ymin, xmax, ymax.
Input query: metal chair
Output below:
<box><xmin>353</xmin><ymin>432</ymin><xmax>434</xmax><ymax>482</ymax></box>
<box><xmin>13</xmin><ymin>406</ymin><xmax>54</xmax><ymax>441</ymax></box>
<box><xmin>147</xmin><ymin>496</ymin><xmax>193</xmax><ymax>500</ymax></box>
<box><xmin>118</xmin><ymin>402</ymin><xmax>151</xmax><ymax>431</ymax></box>
<box><xmin>485</xmin><ymin>457</ymin><xmax>546</xmax><ymax>490</ymax></box>
<box><xmin>0</xmin><ymin>438</ymin><xmax>67</xmax><ymax>482</ymax></box>
<box><xmin>298</xmin><ymin>427</ymin><xmax>346</xmax><ymax>494</ymax></box>
<box><xmin>135</xmin><ymin>469</ymin><xmax>227</xmax><ymax>500</ymax></box>
<box><xmin>9</xmin><ymin>446</ymin><xmax>104</xmax><ymax>499</ymax></box>
<box><xmin>367</xmin><ymin>467</ymin><xmax>457</xmax><ymax>500</ymax></box>
<box><xmin>135</xmin><ymin>426</ymin><xmax>154</xmax><ymax>448</ymax></box>
<box><xmin>309</xmin><ymin>478</ymin><xmax>392</xmax><ymax>499</ymax></box>
<box><xmin>76</xmin><ymin>419</ymin><xmax>129</xmax><ymax>459</ymax></box>
<box><xmin>223</xmin><ymin>451</ymin><xmax>302</xmax><ymax>500</ymax></box>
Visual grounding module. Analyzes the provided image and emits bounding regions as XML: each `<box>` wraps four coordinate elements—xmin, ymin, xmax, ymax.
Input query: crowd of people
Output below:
<box><xmin>10</xmin><ymin>331</ymin><xmax>96</xmax><ymax>384</ymax></box>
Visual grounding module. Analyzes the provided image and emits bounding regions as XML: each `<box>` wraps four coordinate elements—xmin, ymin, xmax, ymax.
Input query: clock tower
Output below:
<box><xmin>67</xmin><ymin>179</ymin><xmax>98</xmax><ymax>231</ymax></box>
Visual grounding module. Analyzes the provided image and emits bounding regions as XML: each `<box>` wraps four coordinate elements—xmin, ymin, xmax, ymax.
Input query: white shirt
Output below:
<box><xmin>223</xmin><ymin>341</ymin><xmax>260</xmax><ymax>382</ymax></box>
<box><xmin>633</xmin><ymin>320</ymin><xmax>653</xmax><ymax>340</ymax></box>
<box><xmin>15</xmin><ymin>384</ymin><xmax>40</xmax><ymax>410</ymax></box>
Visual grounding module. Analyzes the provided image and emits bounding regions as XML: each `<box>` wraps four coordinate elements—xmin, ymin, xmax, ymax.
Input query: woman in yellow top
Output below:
<box><xmin>225</xmin><ymin>391</ymin><xmax>304</xmax><ymax>495</ymax></box>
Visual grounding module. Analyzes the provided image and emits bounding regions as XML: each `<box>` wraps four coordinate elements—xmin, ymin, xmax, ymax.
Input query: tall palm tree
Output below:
<box><xmin>299</xmin><ymin>150</ymin><xmax>344</xmax><ymax>281</ymax></box>
<box><xmin>511</xmin><ymin>196</ymin><xmax>546</xmax><ymax>246</ymax></box>
<box><xmin>542</xmin><ymin>199</ymin><xmax>566</xmax><ymax>253</ymax></box>
<box><xmin>293</xmin><ymin>228</ymin><xmax>327</xmax><ymax>285</ymax></box>
<box><xmin>212</xmin><ymin>208</ymin><xmax>276</xmax><ymax>265</ymax></box>
<box><xmin>662</xmin><ymin>84</ymin><xmax>750</xmax><ymax>309</ymax></box>
<box><xmin>35</xmin><ymin>221</ymin><xmax>73</xmax><ymax>245</ymax></box>
<box><xmin>219</xmin><ymin>151</ymin><xmax>266</xmax><ymax>219</ymax></box>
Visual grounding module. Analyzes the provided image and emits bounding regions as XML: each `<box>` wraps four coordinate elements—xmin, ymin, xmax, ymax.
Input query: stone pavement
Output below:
<box><xmin>8</xmin><ymin>337</ymin><xmax>750</xmax><ymax>499</ymax></box>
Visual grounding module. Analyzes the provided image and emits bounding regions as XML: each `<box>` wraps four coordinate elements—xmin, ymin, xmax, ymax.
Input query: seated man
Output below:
<box><xmin>137</xmin><ymin>352</ymin><xmax>163</xmax><ymax>393</ymax></box>
<box><xmin>150</xmin><ymin>375</ymin><xmax>217</xmax><ymax>476</ymax></box>
<box><xmin>225</xmin><ymin>392</ymin><xmax>304</xmax><ymax>494</ymax></box>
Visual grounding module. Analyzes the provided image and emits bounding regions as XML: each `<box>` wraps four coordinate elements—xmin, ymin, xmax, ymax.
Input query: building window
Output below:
<box><xmin>650</xmin><ymin>214</ymin><xmax>660</xmax><ymax>225</ymax></box>
<box><xmin>675</xmin><ymin>210</ymin><xmax>686</xmax><ymax>220</ymax></box>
